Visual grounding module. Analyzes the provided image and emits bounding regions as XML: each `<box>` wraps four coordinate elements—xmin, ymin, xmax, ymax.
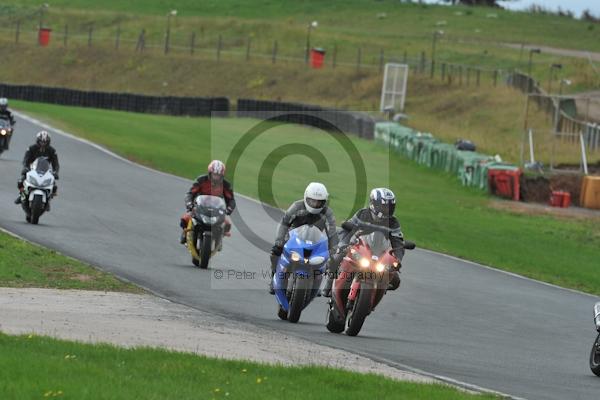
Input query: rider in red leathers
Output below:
<box><xmin>179</xmin><ymin>160</ymin><xmax>235</xmax><ymax>244</ymax></box>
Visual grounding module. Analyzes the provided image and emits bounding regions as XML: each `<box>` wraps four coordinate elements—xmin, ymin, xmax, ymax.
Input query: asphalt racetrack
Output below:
<box><xmin>1</xmin><ymin>114</ymin><xmax>599</xmax><ymax>399</ymax></box>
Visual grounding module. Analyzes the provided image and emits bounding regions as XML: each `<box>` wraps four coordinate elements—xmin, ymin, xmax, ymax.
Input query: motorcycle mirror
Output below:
<box><xmin>404</xmin><ymin>241</ymin><xmax>416</xmax><ymax>250</ymax></box>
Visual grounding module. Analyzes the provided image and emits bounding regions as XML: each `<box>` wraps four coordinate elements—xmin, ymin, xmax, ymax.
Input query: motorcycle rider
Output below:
<box><xmin>179</xmin><ymin>160</ymin><xmax>235</xmax><ymax>244</ymax></box>
<box><xmin>15</xmin><ymin>131</ymin><xmax>59</xmax><ymax>205</ymax></box>
<box><xmin>321</xmin><ymin>187</ymin><xmax>404</xmax><ymax>297</ymax></box>
<box><xmin>0</xmin><ymin>98</ymin><xmax>16</xmax><ymax>126</ymax></box>
<box><xmin>268</xmin><ymin>182</ymin><xmax>339</xmax><ymax>294</ymax></box>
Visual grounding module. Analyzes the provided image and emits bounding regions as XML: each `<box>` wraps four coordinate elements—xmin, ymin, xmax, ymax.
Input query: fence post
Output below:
<box><xmin>272</xmin><ymin>40</ymin><xmax>278</xmax><ymax>64</ymax></box>
<box><xmin>217</xmin><ymin>35</ymin><xmax>223</xmax><ymax>61</ymax></box>
<box><xmin>245</xmin><ymin>37</ymin><xmax>251</xmax><ymax>61</ymax></box>
<box><xmin>136</xmin><ymin>29</ymin><xmax>146</xmax><ymax>52</ymax></box>
<box><xmin>458</xmin><ymin>66</ymin><xmax>463</xmax><ymax>86</ymax></box>
<box><xmin>441</xmin><ymin>63</ymin><xmax>446</xmax><ymax>81</ymax></box>
<box><xmin>63</xmin><ymin>24</ymin><xmax>68</xmax><ymax>47</ymax></box>
<box><xmin>15</xmin><ymin>20</ymin><xmax>20</xmax><ymax>44</ymax></box>
<box><xmin>493</xmin><ymin>70</ymin><xmax>498</xmax><ymax>87</ymax></box>
<box><xmin>332</xmin><ymin>44</ymin><xmax>337</xmax><ymax>69</ymax></box>
<box><xmin>87</xmin><ymin>25</ymin><xmax>93</xmax><ymax>48</ymax></box>
<box><xmin>448</xmin><ymin>65</ymin><xmax>453</xmax><ymax>85</ymax></box>
<box><xmin>420</xmin><ymin>51</ymin><xmax>426</xmax><ymax>74</ymax></box>
<box><xmin>466</xmin><ymin>67</ymin><xmax>471</xmax><ymax>86</ymax></box>
<box><xmin>476</xmin><ymin>69</ymin><xmax>481</xmax><ymax>87</ymax></box>
<box><xmin>430</xmin><ymin>60</ymin><xmax>435</xmax><ymax>79</ymax></box>
<box><xmin>115</xmin><ymin>22</ymin><xmax>121</xmax><ymax>50</ymax></box>
<box><xmin>190</xmin><ymin>32</ymin><xmax>196</xmax><ymax>55</ymax></box>
<box><xmin>356</xmin><ymin>47</ymin><xmax>362</xmax><ymax>71</ymax></box>
<box><xmin>379</xmin><ymin>48</ymin><xmax>384</xmax><ymax>72</ymax></box>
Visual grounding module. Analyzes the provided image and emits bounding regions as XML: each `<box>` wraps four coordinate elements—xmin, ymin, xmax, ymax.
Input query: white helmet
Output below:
<box><xmin>304</xmin><ymin>182</ymin><xmax>329</xmax><ymax>214</ymax></box>
<box><xmin>0</xmin><ymin>98</ymin><xmax>7</xmax><ymax>110</ymax></box>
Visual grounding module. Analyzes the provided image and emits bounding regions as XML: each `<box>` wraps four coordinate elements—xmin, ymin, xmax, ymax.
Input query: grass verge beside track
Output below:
<box><xmin>0</xmin><ymin>230</ymin><xmax>140</xmax><ymax>292</ymax></box>
<box><xmin>12</xmin><ymin>101</ymin><xmax>600</xmax><ymax>295</ymax></box>
<box><xmin>0</xmin><ymin>333</ymin><xmax>494</xmax><ymax>400</ymax></box>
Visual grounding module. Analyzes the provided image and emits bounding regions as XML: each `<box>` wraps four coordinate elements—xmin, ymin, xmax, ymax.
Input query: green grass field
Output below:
<box><xmin>0</xmin><ymin>0</ymin><xmax>598</xmax><ymax>92</ymax></box>
<box><xmin>0</xmin><ymin>230</ymin><xmax>139</xmax><ymax>291</ymax></box>
<box><xmin>0</xmin><ymin>333</ymin><xmax>493</xmax><ymax>400</ymax></box>
<box><xmin>12</xmin><ymin>100</ymin><xmax>600</xmax><ymax>295</ymax></box>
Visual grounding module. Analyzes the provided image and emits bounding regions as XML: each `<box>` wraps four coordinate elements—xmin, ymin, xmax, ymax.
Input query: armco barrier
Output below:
<box><xmin>0</xmin><ymin>83</ymin><xmax>230</xmax><ymax>117</ymax></box>
<box><xmin>237</xmin><ymin>98</ymin><xmax>377</xmax><ymax>139</ymax></box>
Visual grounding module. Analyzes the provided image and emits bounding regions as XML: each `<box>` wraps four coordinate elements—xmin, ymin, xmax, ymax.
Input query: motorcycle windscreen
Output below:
<box><xmin>0</xmin><ymin>119</ymin><xmax>10</xmax><ymax>129</ymax></box>
<box><xmin>290</xmin><ymin>225</ymin><xmax>327</xmax><ymax>247</ymax></box>
<box><xmin>362</xmin><ymin>231</ymin><xmax>391</xmax><ymax>256</ymax></box>
<box><xmin>33</xmin><ymin>157</ymin><xmax>51</xmax><ymax>175</ymax></box>
<box><xmin>194</xmin><ymin>195</ymin><xmax>226</xmax><ymax>210</ymax></box>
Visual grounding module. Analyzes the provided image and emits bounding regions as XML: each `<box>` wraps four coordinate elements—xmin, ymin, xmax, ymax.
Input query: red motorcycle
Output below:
<box><xmin>326</xmin><ymin>220</ymin><xmax>415</xmax><ymax>336</ymax></box>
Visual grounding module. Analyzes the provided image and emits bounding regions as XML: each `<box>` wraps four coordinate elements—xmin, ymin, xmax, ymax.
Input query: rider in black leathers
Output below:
<box><xmin>0</xmin><ymin>97</ymin><xmax>16</xmax><ymax>126</ymax></box>
<box><xmin>15</xmin><ymin>131</ymin><xmax>59</xmax><ymax>205</ymax></box>
<box><xmin>321</xmin><ymin>188</ymin><xmax>405</xmax><ymax>297</ymax></box>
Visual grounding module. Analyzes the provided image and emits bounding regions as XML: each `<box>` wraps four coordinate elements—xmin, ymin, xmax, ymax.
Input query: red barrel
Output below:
<box><xmin>550</xmin><ymin>191</ymin><xmax>571</xmax><ymax>208</ymax></box>
<box><xmin>487</xmin><ymin>168</ymin><xmax>522</xmax><ymax>201</ymax></box>
<box><xmin>38</xmin><ymin>28</ymin><xmax>52</xmax><ymax>46</ymax></box>
<box><xmin>310</xmin><ymin>48</ymin><xmax>326</xmax><ymax>69</ymax></box>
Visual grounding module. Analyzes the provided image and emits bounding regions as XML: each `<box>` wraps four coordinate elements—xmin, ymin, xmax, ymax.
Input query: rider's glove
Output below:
<box><xmin>185</xmin><ymin>202</ymin><xmax>193</xmax><ymax>211</ymax></box>
<box><xmin>271</xmin><ymin>245</ymin><xmax>283</xmax><ymax>257</ymax></box>
<box><xmin>53</xmin><ymin>173</ymin><xmax>59</xmax><ymax>180</ymax></box>
<box><xmin>226</xmin><ymin>206</ymin><xmax>234</xmax><ymax>215</ymax></box>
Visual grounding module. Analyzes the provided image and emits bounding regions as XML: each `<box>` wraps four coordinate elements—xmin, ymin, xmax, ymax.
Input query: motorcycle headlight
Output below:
<box><xmin>290</xmin><ymin>251</ymin><xmax>301</xmax><ymax>262</ymax></box>
<box><xmin>200</xmin><ymin>214</ymin><xmax>218</xmax><ymax>224</ymax></box>
<box><xmin>375</xmin><ymin>263</ymin><xmax>385</xmax><ymax>272</ymax></box>
<box><xmin>359</xmin><ymin>258</ymin><xmax>370</xmax><ymax>268</ymax></box>
<box><xmin>41</xmin><ymin>178</ymin><xmax>53</xmax><ymax>187</ymax></box>
<box><xmin>0</xmin><ymin>129</ymin><xmax>6</xmax><ymax>136</ymax></box>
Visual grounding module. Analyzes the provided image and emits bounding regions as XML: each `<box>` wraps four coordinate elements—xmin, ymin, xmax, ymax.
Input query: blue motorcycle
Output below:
<box><xmin>273</xmin><ymin>225</ymin><xmax>329</xmax><ymax>323</ymax></box>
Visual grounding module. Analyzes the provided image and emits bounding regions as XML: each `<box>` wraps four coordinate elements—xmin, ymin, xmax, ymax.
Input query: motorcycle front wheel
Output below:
<box><xmin>590</xmin><ymin>332</ymin><xmax>600</xmax><ymax>377</ymax></box>
<box><xmin>345</xmin><ymin>287</ymin><xmax>372</xmax><ymax>337</ymax></box>
<box><xmin>198</xmin><ymin>232</ymin><xmax>212</xmax><ymax>269</ymax></box>
<box><xmin>30</xmin><ymin>195</ymin><xmax>44</xmax><ymax>225</ymax></box>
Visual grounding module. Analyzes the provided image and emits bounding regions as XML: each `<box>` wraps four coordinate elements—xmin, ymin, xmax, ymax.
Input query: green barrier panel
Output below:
<box><xmin>375</xmin><ymin>121</ymin><xmax>519</xmax><ymax>191</ymax></box>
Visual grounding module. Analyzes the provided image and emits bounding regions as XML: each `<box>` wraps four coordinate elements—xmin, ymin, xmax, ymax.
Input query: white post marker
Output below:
<box><xmin>380</xmin><ymin>63</ymin><xmax>409</xmax><ymax>113</ymax></box>
<box><xmin>580</xmin><ymin>132</ymin><xmax>589</xmax><ymax>175</ymax></box>
<box><xmin>528</xmin><ymin>129</ymin><xmax>535</xmax><ymax>163</ymax></box>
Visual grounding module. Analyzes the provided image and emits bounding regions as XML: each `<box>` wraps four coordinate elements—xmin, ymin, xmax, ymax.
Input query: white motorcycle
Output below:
<box><xmin>20</xmin><ymin>157</ymin><xmax>56</xmax><ymax>224</ymax></box>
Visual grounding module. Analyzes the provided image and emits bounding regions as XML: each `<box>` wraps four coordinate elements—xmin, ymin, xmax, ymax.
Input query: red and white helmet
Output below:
<box><xmin>208</xmin><ymin>160</ymin><xmax>226</xmax><ymax>179</ymax></box>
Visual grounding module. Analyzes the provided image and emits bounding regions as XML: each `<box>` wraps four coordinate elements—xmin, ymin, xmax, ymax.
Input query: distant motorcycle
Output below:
<box><xmin>20</xmin><ymin>157</ymin><xmax>55</xmax><ymax>224</ymax></box>
<box><xmin>0</xmin><ymin>118</ymin><xmax>14</xmax><ymax>156</ymax></box>
<box><xmin>589</xmin><ymin>302</ymin><xmax>600</xmax><ymax>376</ymax></box>
<box><xmin>272</xmin><ymin>225</ymin><xmax>329</xmax><ymax>323</ymax></box>
<box><xmin>326</xmin><ymin>219</ymin><xmax>415</xmax><ymax>336</ymax></box>
<box><xmin>184</xmin><ymin>195</ymin><xmax>227</xmax><ymax>269</ymax></box>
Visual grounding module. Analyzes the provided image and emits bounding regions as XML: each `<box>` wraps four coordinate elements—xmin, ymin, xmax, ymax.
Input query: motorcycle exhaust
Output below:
<box><xmin>594</xmin><ymin>303</ymin><xmax>600</xmax><ymax>332</ymax></box>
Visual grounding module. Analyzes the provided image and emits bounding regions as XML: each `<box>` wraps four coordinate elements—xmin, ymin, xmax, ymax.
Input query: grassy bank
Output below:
<box><xmin>0</xmin><ymin>230</ymin><xmax>140</xmax><ymax>291</ymax></box>
<box><xmin>12</xmin><ymin>101</ymin><xmax>600</xmax><ymax>295</ymax></box>
<box><xmin>0</xmin><ymin>333</ymin><xmax>492</xmax><ymax>400</ymax></box>
<box><xmin>0</xmin><ymin>0</ymin><xmax>598</xmax><ymax>91</ymax></box>
<box><xmin>1</xmin><ymin>44</ymin><xmax>584</xmax><ymax>164</ymax></box>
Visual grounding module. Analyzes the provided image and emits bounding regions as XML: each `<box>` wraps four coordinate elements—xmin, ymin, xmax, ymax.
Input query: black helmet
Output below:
<box><xmin>369</xmin><ymin>188</ymin><xmax>396</xmax><ymax>220</ymax></box>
